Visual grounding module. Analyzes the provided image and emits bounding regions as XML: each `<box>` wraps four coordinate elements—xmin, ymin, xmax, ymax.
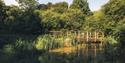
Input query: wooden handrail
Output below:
<box><xmin>49</xmin><ymin>31</ymin><xmax>105</xmax><ymax>42</ymax></box>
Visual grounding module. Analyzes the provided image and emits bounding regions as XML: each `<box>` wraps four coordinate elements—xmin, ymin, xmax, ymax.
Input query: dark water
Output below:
<box><xmin>0</xmin><ymin>34</ymin><xmax>122</xmax><ymax>63</ymax></box>
<box><xmin>39</xmin><ymin>43</ymin><xmax>117</xmax><ymax>63</ymax></box>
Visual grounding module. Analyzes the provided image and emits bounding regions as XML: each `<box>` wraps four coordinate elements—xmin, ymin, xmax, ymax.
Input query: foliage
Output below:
<box><xmin>0</xmin><ymin>0</ymin><xmax>5</xmax><ymax>21</ymax></box>
<box><xmin>35</xmin><ymin>35</ymin><xmax>50</xmax><ymax>50</ymax></box>
<box><xmin>102</xmin><ymin>0</ymin><xmax>125</xmax><ymax>61</ymax></box>
<box><xmin>35</xmin><ymin>35</ymin><xmax>67</xmax><ymax>50</ymax></box>
<box><xmin>52</xmin><ymin>2</ymin><xmax>68</xmax><ymax>13</ymax></box>
<box><xmin>102</xmin><ymin>0</ymin><xmax>125</xmax><ymax>21</ymax></box>
<box><xmin>36</xmin><ymin>7</ymin><xmax>85</xmax><ymax>31</ymax></box>
<box><xmin>0</xmin><ymin>0</ymin><xmax>6</xmax><ymax>32</ymax></box>
<box><xmin>16</xmin><ymin>0</ymin><xmax>39</xmax><ymax>9</ymax></box>
<box><xmin>70</xmin><ymin>0</ymin><xmax>91</xmax><ymax>15</ymax></box>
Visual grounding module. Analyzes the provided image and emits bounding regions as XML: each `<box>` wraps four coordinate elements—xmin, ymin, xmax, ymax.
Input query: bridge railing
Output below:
<box><xmin>49</xmin><ymin>31</ymin><xmax>105</xmax><ymax>43</ymax></box>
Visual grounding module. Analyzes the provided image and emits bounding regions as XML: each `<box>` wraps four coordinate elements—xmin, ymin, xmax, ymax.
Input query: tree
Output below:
<box><xmin>102</xmin><ymin>0</ymin><xmax>125</xmax><ymax>21</ymax></box>
<box><xmin>36</xmin><ymin>7</ymin><xmax>85</xmax><ymax>31</ymax></box>
<box><xmin>16</xmin><ymin>0</ymin><xmax>39</xmax><ymax>9</ymax></box>
<box><xmin>70</xmin><ymin>0</ymin><xmax>91</xmax><ymax>15</ymax></box>
<box><xmin>52</xmin><ymin>2</ymin><xmax>68</xmax><ymax>13</ymax></box>
<box><xmin>0</xmin><ymin>0</ymin><xmax>7</xmax><ymax>32</ymax></box>
<box><xmin>83</xmin><ymin>11</ymin><xmax>113</xmax><ymax>32</ymax></box>
<box><xmin>102</xmin><ymin>0</ymin><xmax>125</xmax><ymax>61</ymax></box>
<box><xmin>37</xmin><ymin>2</ymin><xmax>53</xmax><ymax>10</ymax></box>
<box><xmin>62</xmin><ymin>8</ymin><xmax>85</xmax><ymax>30</ymax></box>
<box><xmin>38</xmin><ymin>4</ymin><xmax>48</xmax><ymax>10</ymax></box>
<box><xmin>0</xmin><ymin>0</ymin><xmax>5</xmax><ymax>21</ymax></box>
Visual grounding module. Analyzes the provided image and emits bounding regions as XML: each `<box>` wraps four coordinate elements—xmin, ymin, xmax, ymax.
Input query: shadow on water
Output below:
<box><xmin>38</xmin><ymin>51</ymin><xmax>84</xmax><ymax>63</ymax></box>
<box><xmin>0</xmin><ymin>34</ymin><xmax>40</xmax><ymax>63</ymax></box>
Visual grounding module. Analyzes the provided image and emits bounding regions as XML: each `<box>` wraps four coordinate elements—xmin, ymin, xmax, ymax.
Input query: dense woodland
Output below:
<box><xmin>0</xmin><ymin>0</ymin><xmax>125</xmax><ymax>63</ymax></box>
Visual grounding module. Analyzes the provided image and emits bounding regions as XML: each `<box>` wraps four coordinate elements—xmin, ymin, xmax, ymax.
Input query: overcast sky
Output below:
<box><xmin>4</xmin><ymin>0</ymin><xmax>109</xmax><ymax>11</ymax></box>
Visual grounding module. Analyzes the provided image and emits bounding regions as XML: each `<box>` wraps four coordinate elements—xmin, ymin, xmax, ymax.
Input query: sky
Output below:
<box><xmin>4</xmin><ymin>0</ymin><xmax>109</xmax><ymax>11</ymax></box>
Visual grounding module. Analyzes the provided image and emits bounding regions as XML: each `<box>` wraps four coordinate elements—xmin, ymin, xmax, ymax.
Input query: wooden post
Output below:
<box><xmin>90</xmin><ymin>32</ymin><xmax>92</xmax><ymax>42</ymax></box>
<box><xmin>77</xmin><ymin>31</ymin><xmax>80</xmax><ymax>42</ymax></box>
<box><xmin>81</xmin><ymin>32</ymin><xmax>84</xmax><ymax>43</ymax></box>
<box><xmin>86</xmin><ymin>31</ymin><xmax>89</xmax><ymax>42</ymax></box>
<box><xmin>96</xmin><ymin>32</ymin><xmax>99</xmax><ymax>41</ymax></box>
<box><xmin>101</xmin><ymin>32</ymin><xmax>104</xmax><ymax>51</ymax></box>
<box><xmin>94</xmin><ymin>31</ymin><xmax>97</xmax><ymax>42</ymax></box>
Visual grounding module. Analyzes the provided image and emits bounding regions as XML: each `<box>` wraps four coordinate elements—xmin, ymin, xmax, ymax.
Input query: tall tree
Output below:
<box><xmin>102</xmin><ymin>0</ymin><xmax>125</xmax><ymax>21</ymax></box>
<box><xmin>16</xmin><ymin>0</ymin><xmax>39</xmax><ymax>10</ymax></box>
<box><xmin>102</xmin><ymin>0</ymin><xmax>125</xmax><ymax>61</ymax></box>
<box><xmin>0</xmin><ymin>0</ymin><xmax>7</xmax><ymax>32</ymax></box>
<box><xmin>52</xmin><ymin>2</ymin><xmax>68</xmax><ymax>13</ymax></box>
<box><xmin>70</xmin><ymin>0</ymin><xmax>91</xmax><ymax>15</ymax></box>
<box><xmin>0</xmin><ymin>0</ymin><xmax>5</xmax><ymax>21</ymax></box>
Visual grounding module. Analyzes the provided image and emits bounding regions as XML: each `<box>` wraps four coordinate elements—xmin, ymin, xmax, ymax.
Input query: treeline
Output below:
<box><xmin>0</xmin><ymin>0</ymin><xmax>125</xmax><ymax>34</ymax></box>
<box><xmin>0</xmin><ymin>0</ymin><xmax>91</xmax><ymax>34</ymax></box>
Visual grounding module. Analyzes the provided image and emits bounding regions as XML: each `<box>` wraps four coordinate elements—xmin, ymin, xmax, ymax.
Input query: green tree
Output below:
<box><xmin>84</xmin><ymin>11</ymin><xmax>116</xmax><ymax>32</ymax></box>
<box><xmin>62</xmin><ymin>8</ymin><xmax>85</xmax><ymax>30</ymax></box>
<box><xmin>52</xmin><ymin>2</ymin><xmax>68</xmax><ymax>13</ymax></box>
<box><xmin>102</xmin><ymin>0</ymin><xmax>125</xmax><ymax>21</ymax></box>
<box><xmin>0</xmin><ymin>0</ymin><xmax>7</xmax><ymax>32</ymax></box>
<box><xmin>102</xmin><ymin>0</ymin><xmax>125</xmax><ymax>61</ymax></box>
<box><xmin>36</xmin><ymin>7</ymin><xmax>85</xmax><ymax>31</ymax></box>
<box><xmin>70</xmin><ymin>0</ymin><xmax>91</xmax><ymax>15</ymax></box>
<box><xmin>16</xmin><ymin>0</ymin><xmax>39</xmax><ymax>9</ymax></box>
<box><xmin>0</xmin><ymin>0</ymin><xmax>5</xmax><ymax>21</ymax></box>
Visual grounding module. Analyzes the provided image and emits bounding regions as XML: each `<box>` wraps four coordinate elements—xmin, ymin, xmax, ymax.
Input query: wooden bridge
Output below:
<box><xmin>49</xmin><ymin>31</ymin><xmax>106</xmax><ymax>51</ymax></box>
<box><xmin>50</xmin><ymin>31</ymin><xmax>105</xmax><ymax>43</ymax></box>
<box><xmin>48</xmin><ymin>31</ymin><xmax>106</xmax><ymax>63</ymax></box>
